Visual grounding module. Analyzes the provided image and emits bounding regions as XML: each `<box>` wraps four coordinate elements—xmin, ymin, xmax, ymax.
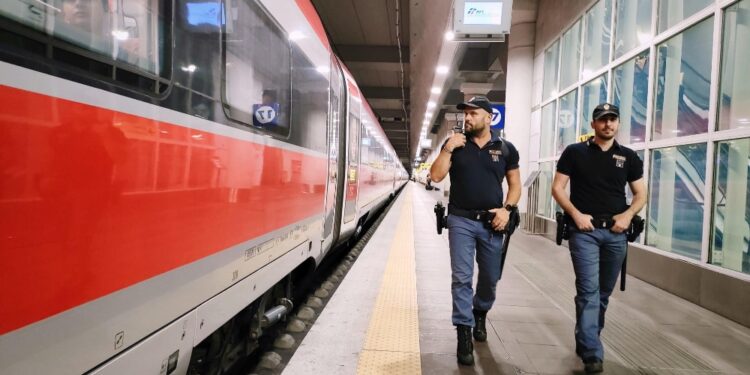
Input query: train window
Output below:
<box><xmin>289</xmin><ymin>45</ymin><xmax>328</xmax><ymax>152</ymax></box>
<box><xmin>223</xmin><ymin>0</ymin><xmax>291</xmax><ymax>137</ymax></box>
<box><xmin>0</xmin><ymin>0</ymin><xmax>166</xmax><ymax>76</ymax></box>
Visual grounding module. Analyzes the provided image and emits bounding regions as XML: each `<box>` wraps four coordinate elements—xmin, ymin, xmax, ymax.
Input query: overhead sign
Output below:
<box><xmin>464</xmin><ymin>2</ymin><xmax>503</xmax><ymax>25</ymax></box>
<box><xmin>490</xmin><ymin>103</ymin><xmax>505</xmax><ymax>130</ymax></box>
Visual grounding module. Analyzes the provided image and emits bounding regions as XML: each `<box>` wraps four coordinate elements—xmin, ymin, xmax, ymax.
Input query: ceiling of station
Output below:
<box><xmin>312</xmin><ymin>0</ymin><xmax>411</xmax><ymax>163</ymax></box>
<box><xmin>313</xmin><ymin>0</ymin><xmax>513</xmax><ymax>170</ymax></box>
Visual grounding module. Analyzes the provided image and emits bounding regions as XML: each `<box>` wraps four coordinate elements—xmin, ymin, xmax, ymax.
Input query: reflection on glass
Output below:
<box><xmin>581</xmin><ymin>75</ymin><xmax>608</xmax><ymax>136</ymax></box>
<box><xmin>543</xmin><ymin>40</ymin><xmax>560</xmax><ymax>100</ymax></box>
<box><xmin>626</xmin><ymin>150</ymin><xmax>646</xmax><ymax>243</ymax></box>
<box><xmin>718</xmin><ymin>0</ymin><xmax>750</xmax><ymax>131</ymax></box>
<box><xmin>658</xmin><ymin>0</ymin><xmax>712</xmax><ymax>33</ymax></box>
<box><xmin>560</xmin><ymin>20</ymin><xmax>582</xmax><ymax>89</ymax></box>
<box><xmin>653</xmin><ymin>18</ymin><xmax>713</xmax><ymax>140</ymax></box>
<box><xmin>614</xmin><ymin>51</ymin><xmax>649</xmax><ymax>144</ymax></box>
<box><xmin>582</xmin><ymin>0</ymin><xmax>612</xmax><ymax>77</ymax></box>
<box><xmin>541</xmin><ymin>102</ymin><xmax>557</xmax><ymax>158</ymax></box>
<box><xmin>615</xmin><ymin>0</ymin><xmax>652</xmax><ymax>59</ymax></box>
<box><xmin>537</xmin><ymin>162</ymin><xmax>554</xmax><ymax>218</ymax></box>
<box><xmin>712</xmin><ymin>138</ymin><xmax>750</xmax><ymax>274</ymax></box>
<box><xmin>558</xmin><ymin>90</ymin><xmax>578</xmax><ymax>155</ymax></box>
<box><xmin>646</xmin><ymin>143</ymin><xmax>707</xmax><ymax>260</ymax></box>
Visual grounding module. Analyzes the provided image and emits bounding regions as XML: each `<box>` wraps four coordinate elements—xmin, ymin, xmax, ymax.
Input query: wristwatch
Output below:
<box><xmin>504</xmin><ymin>204</ymin><xmax>518</xmax><ymax>212</ymax></box>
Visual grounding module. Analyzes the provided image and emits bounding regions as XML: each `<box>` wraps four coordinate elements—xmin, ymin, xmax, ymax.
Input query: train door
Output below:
<box><xmin>322</xmin><ymin>59</ymin><xmax>347</xmax><ymax>251</ymax></box>
<box><xmin>343</xmin><ymin>84</ymin><xmax>361</xmax><ymax>223</ymax></box>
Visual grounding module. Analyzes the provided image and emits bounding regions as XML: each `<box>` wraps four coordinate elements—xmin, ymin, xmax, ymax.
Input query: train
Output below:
<box><xmin>0</xmin><ymin>0</ymin><xmax>408</xmax><ymax>374</ymax></box>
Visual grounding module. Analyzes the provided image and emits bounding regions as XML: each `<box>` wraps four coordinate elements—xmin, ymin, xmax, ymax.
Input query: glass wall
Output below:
<box><xmin>614</xmin><ymin>51</ymin><xmax>649</xmax><ymax>144</ymax></box>
<box><xmin>583</xmin><ymin>0</ymin><xmax>612</xmax><ymax>77</ymax></box>
<box><xmin>581</xmin><ymin>75</ymin><xmax>609</xmax><ymax>136</ymax></box>
<box><xmin>712</xmin><ymin>139</ymin><xmax>750</xmax><ymax>273</ymax></box>
<box><xmin>718</xmin><ymin>0</ymin><xmax>750</xmax><ymax>131</ymax></box>
<box><xmin>653</xmin><ymin>17</ymin><xmax>714</xmax><ymax>141</ymax></box>
<box><xmin>558</xmin><ymin>90</ymin><xmax>578</xmax><ymax>154</ymax></box>
<box><xmin>560</xmin><ymin>20</ymin><xmax>582</xmax><ymax>90</ymax></box>
<box><xmin>646</xmin><ymin>144</ymin><xmax>707</xmax><ymax>259</ymax></box>
<box><xmin>614</xmin><ymin>0</ymin><xmax>652</xmax><ymax>59</ymax></box>
<box><xmin>537</xmin><ymin>0</ymin><xmax>750</xmax><ymax>276</ymax></box>
<box><xmin>537</xmin><ymin>162</ymin><xmax>554</xmax><ymax>218</ymax></box>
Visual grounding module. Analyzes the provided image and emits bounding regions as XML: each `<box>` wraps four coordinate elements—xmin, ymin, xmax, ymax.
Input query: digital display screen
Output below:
<box><xmin>186</xmin><ymin>2</ymin><xmax>224</xmax><ymax>27</ymax></box>
<box><xmin>464</xmin><ymin>2</ymin><xmax>502</xmax><ymax>25</ymax></box>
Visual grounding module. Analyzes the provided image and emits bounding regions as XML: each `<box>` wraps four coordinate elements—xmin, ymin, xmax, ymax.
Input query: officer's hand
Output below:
<box><xmin>611</xmin><ymin>212</ymin><xmax>633</xmax><ymax>234</ymax></box>
<box><xmin>444</xmin><ymin>133</ymin><xmax>466</xmax><ymax>152</ymax></box>
<box><xmin>573</xmin><ymin>213</ymin><xmax>595</xmax><ymax>232</ymax></box>
<box><xmin>489</xmin><ymin>208</ymin><xmax>509</xmax><ymax>231</ymax></box>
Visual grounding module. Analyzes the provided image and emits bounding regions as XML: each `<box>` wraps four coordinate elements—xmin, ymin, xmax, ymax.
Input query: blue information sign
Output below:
<box><xmin>490</xmin><ymin>103</ymin><xmax>505</xmax><ymax>130</ymax></box>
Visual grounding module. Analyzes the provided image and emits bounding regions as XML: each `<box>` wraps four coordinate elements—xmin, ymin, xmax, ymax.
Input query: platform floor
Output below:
<box><xmin>284</xmin><ymin>182</ymin><xmax>750</xmax><ymax>374</ymax></box>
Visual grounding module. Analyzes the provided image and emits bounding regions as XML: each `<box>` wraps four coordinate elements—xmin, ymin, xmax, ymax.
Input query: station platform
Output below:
<box><xmin>283</xmin><ymin>183</ymin><xmax>750</xmax><ymax>374</ymax></box>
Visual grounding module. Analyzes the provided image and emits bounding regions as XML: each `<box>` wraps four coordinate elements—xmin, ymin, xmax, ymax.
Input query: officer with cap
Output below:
<box><xmin>551</xmin><ymin>103</ymin><xmax>646</xmax><ymax>373</ymax></box>
<box><xmin>430</xmin><ymin>96</ymin><xmax>521</xmax><ymax>366</ymax></box>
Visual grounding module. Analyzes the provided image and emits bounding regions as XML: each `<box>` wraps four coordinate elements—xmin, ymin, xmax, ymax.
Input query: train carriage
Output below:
<box><xmin>0</xmin><ymin>1</ymin><xmax>407</xmax><ymax>374</ymax></box>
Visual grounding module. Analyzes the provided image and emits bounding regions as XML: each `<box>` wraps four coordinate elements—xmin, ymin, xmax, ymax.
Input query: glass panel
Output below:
<box><xmin>614</xmin><ymin>51</ymin><xmax>649</xmax><ymax>144</ymax></box>
<box><xmin>536</xmin><ymin>162</ymin><xmax>554</xmax><ymax>218</ymax></box>
<box><xmin>290</xmin><ymin>46</ymin><xmax>328</xmax><ymax>152</ymax></box>
<box><xmin>582</xmin><ymin>0</ymin><xmax>612</xmax><ymax>77</ymax></box>
<box><xmin>653</xmin><ymin>17</ymin><xmax>713</xmax><ymax>141</ymax></box>
<box><xmin>558</xmin><ymin>89</ymin><xmax>578</xmax><ymax>155</ymax></box>
<box><xmin>540</xmin><ymin>102</ymin><xmax>557</xmax><ymax>158</ymax></box>
<box><xmin>626</xmin><ymin>149</ymin><xmax>646</xmax><ymax>243</ymax></box>
<box><xmin>580</xmin><ymin>74</ymin><xmax>609</xmax><ymax>137</ymax></box>
<box><xmin>0</xmin><ymin>0</ymin><xmax>166</xmax><ymax>74</ymax></box>
<box><xmin>658</xmin><ymin>0</ymin><xmax>712</xmax><ymax>33</ymax></box>
<box><xmin>614</xmin><ymin>0</ymin><xmax>652</xmax><ymax>59</ymax></box>
<box><xmin>560</xmin><ymin>20</ymin><xmax>582</xmax><ymax>89</ymax></box>
<box><xmin>543</xmin><ymin>40</ymin><xmax>560</xmax><ymax>100</ymax></box>
<box><xmin>712</xmin><ymin>138</ymin><xmax>750</xmax><ymax>274</ymax></box>
<box><xmin>718</xmin><ymin>0</ymin><xmax>750</xmax><ymax>131</ymax></box>
<box><xmin>646</xmin><ymin>143</ymin><xmax>707</xmax><ymax>260</ymax></box>
<box><xmin>224</xmin><ymin>0</ymin><xmax>291</xmax><ymax>137</ymax></box>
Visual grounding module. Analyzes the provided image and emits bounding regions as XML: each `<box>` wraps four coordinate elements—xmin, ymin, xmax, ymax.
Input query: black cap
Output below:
<box><xmin>457</xmin><ymin>95</ymin><xmax>493</xmax><ymax>114</ymax></box>
<box><xmin>592</xmin><ymin>103</ymin><xmax>619</xmax><ymax>120</ymax></box>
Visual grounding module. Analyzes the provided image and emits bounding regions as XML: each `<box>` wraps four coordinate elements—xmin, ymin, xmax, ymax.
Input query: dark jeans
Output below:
<box><xmin>447</xmin><ymin>214</ymin><xmax>505</xmax><ymax>326</ymax></box>
<box><xmin>568</xmin><ymin>228</ymin><xmax>627</xmax><ymax>360</ymax></box>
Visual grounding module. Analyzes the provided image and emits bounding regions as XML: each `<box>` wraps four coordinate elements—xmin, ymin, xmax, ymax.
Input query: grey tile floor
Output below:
<box><xmin>415</xmin><ymin>184</ymin><xmax>750</xmax><ymax>374</ymax></box>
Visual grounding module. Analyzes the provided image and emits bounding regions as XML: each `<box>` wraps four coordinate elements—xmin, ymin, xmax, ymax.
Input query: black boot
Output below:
<box><xmin>473</xmin><ymin>309</ymin><xmax>488</xmax><ymax>342</ymax></box>
<box><xmin>456</xmin><ymin>325</ymin><xmax>474</xmax><ymax>366</ymax></box>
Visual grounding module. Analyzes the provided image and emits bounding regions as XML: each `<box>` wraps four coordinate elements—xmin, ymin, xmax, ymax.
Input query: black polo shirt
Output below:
<box><xmin>556</xmin><ymin>138</ymin><xmax>643</xmax><ymax>216</ymax></box>
<box><xmin>448</xmin><ymin>131</ymin><xmax>519</xmax><ymax>210</ymax></box>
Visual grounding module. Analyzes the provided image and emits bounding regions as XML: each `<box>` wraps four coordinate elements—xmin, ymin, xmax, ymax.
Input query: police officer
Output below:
<box><xmin>430</xmin><ymin>96</ymin><xmax>521</xmax><ymax>366</ymax></box>
<box><xmin>551</xmin><ymin>103</ymin><xmax>646</xmax><ymax>373</ymax></box>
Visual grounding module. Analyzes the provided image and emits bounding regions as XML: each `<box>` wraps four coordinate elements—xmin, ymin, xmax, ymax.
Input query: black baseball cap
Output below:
<box><xmin>592</xmin><ymin>103</ymin><xmax>620</xmax><ymax>120</ymax></box>
<box><xmin>457</xmin><ymin>96</ymin><xmax>493</xmax><ymax>114</ymax></box>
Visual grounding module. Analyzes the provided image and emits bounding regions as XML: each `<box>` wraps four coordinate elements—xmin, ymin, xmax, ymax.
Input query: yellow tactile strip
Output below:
<box><xmin>357</xmin><ymin>186</ymin><xmax>421</xmax><ymax>374</ymax></box>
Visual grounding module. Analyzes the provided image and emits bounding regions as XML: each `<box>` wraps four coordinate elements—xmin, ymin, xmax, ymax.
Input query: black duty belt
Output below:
<box><xmin>448</xmin><ymin>206</ymin><xmax>493</xmax><ymax>222</ymax></box>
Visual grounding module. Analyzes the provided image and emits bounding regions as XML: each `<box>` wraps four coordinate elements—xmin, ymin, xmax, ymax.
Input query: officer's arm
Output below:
<box><xmin>625</xmin><ymin>178</ymin><xmax>647</xmax><ymax>216</ymax></box>
<box><xmin>551</xmin><ymin>172</ymin><xmax>579</xmax><ymax>216</ymax></box>
<box><xmin>429</xmin><ymin>149</ymin><xmax>451</xmax><ymax>182</ymax></box>
<box><xmin>504</xmin><ymin>168</ymin><xmax>521</xmax><ymax>206</ymax></box>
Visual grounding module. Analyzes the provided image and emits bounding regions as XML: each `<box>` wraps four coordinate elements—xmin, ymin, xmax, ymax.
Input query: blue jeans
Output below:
<box><xmin>447</xmin><ymin>214</ymin><xmax>505</xmax><ymax>326</ymax></box>
<box><xmin>568</xmin><ymin>228</ymin><xmax>627</xmax><ymax>360</ymax></box>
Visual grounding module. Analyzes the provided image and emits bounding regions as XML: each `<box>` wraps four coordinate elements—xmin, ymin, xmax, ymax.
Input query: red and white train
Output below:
<box><xmin>0</xmin><ymin>0</ymin><xmax>407</xmax><ymax>373</ymax></box>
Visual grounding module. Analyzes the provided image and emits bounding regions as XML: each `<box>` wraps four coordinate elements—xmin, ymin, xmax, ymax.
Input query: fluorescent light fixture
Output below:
<box><xmin>436</xmin><ymin>65</ymin><xmax>449</xmax><ymax>74</ymax></box>
<box><xmin>427</xmin><ymin>101</ymin><xmax>436</xmax><ymax>109</ymax></box>
<box><xmin>445</xmin><ymin>31</ymin><xmax>455</xmax><ymax>41</ymax></box>
<box><xmin>431</xmin><ymin>86</ymin><xmax>441</xmax><ymax>94</ymax></box>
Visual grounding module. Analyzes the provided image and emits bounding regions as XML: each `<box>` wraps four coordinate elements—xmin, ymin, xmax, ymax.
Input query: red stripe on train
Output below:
<box><xmin>0</xmin><ymin>85</ymin><xmax>327</xmax><ymax>334</ymax></box>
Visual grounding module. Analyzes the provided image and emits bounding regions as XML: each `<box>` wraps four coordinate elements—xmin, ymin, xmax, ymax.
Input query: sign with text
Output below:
<box><xmin>490</xmin><ymin>103</ymin><xmax>505</xmax><ymax>130</ymax></box>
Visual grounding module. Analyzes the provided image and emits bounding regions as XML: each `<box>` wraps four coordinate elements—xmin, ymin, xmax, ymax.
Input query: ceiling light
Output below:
<box><xmin>431</xmin><ymin>87</ymin><xmax>441</xmax><ymax>94</ymax></box>
<box><xmin>427</xmin><ymin>101</ymin><xmax>436</xmax><ymax>109</ymax></box>
<box><xmin>289</xmin><ymin>31</ymin><xmax>307</xmax><ymax>41</ymax></box>
<box><xmin>181</xmin><ymin>64</ymin><xmax>197</xmax><ymax>73</ymax></box>
<box><xmin>436</xmin><ymin>66</ymin><xmax>449</xmax><ymax>74</ymax></box>
<box><xmin>445</xmin><ymin>31</ymin><xmax>455</xmax><ymax>41</ymax></box>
